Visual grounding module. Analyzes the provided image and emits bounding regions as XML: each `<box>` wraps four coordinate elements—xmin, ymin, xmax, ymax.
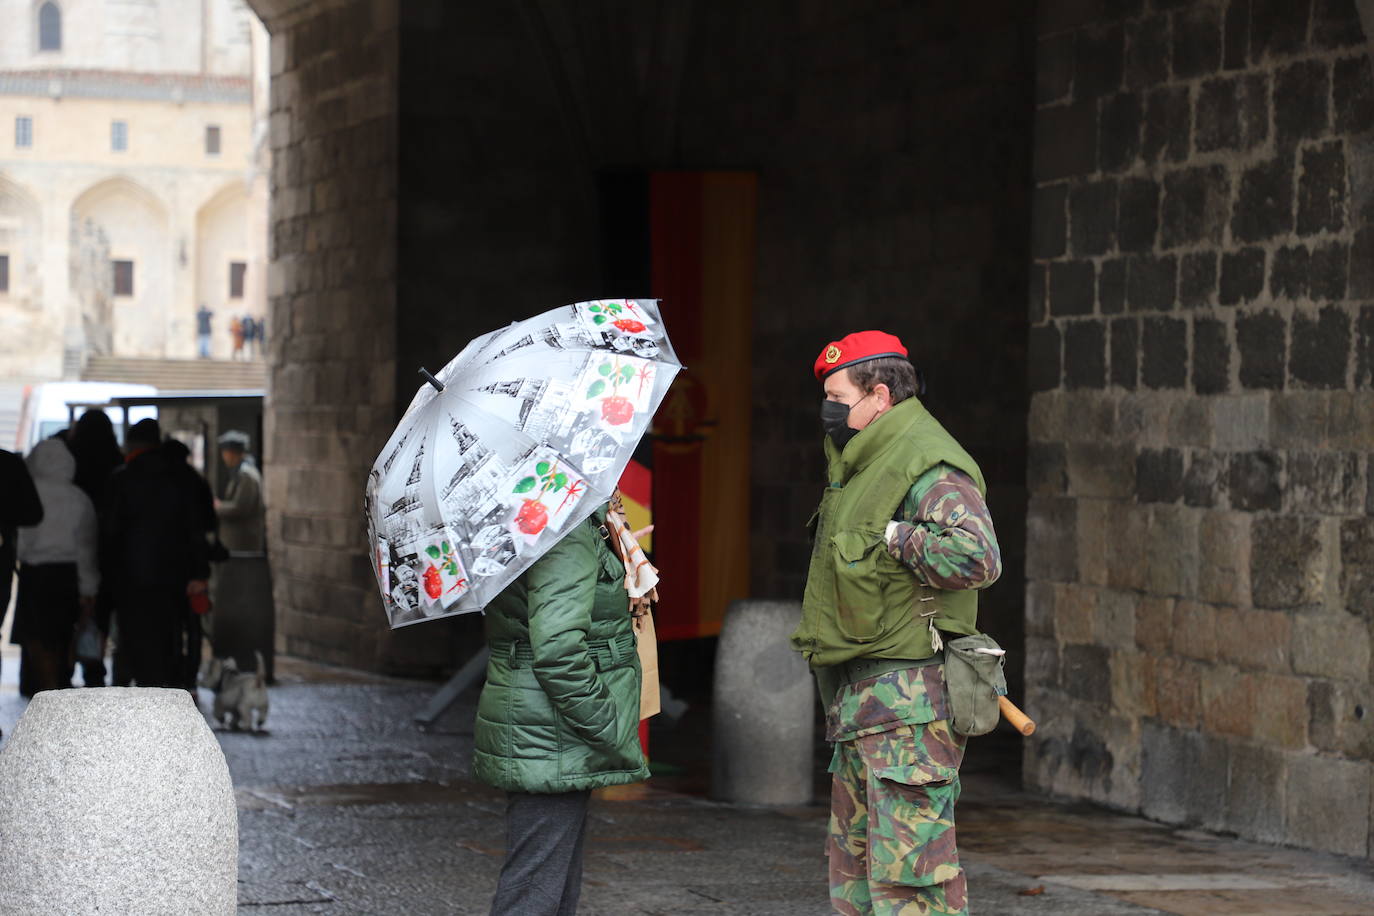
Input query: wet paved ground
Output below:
<box><xmin>3</xmin><ymin>649</ymin><xmax>1373</xmax><ymax>914</ymax></box>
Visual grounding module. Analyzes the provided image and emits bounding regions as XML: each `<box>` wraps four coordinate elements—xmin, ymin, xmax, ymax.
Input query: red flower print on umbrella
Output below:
<box><xmin>421</xmin><ymin>537</ymin><xmax>469</xmax><ymax>605</ymax></box>
<box><xmin>512</xmin><ymin>458</ymin><xmax>582</xmax><ymax>536</ymax></box>
<box><xmin>587</xmin><ymin>359</ymin><xmax>641</xmax><ymax>426</ymax></box>
<box><xmin>587</xmin><ymin>300</ymin><xmax>647</xmax><ymax>334</ymax></box>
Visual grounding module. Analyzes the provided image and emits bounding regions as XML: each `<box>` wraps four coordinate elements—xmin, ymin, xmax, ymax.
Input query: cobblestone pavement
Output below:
<box><xmin>2</xmin><ymin>651</ymin><xmax>1372</xmax><ymax>914</ymax></box>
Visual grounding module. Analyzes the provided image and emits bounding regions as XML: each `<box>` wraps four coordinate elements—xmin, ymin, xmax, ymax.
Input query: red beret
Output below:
<box><xmin>814</xmin><ymin>330</ymin><xmax>909</xmax><ymax>380</ymax></box>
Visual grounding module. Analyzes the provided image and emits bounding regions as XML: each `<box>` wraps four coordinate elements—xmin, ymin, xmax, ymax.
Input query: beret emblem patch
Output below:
<box><xmin>824</xmin><ymin>345</ymin><xmax>842</xmax><ymax>364</ymax></box>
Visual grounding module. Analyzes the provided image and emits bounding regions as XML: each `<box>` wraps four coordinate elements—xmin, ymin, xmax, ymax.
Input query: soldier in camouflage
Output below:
<box><xmin>791</xmin><ymin>331</ymin><xmax>1001</xmax><ymax>916</ymax></box>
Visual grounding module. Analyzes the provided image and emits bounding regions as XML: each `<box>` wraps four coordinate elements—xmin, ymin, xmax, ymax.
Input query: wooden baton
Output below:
<box><xmin>999</xmin><ymin>696</ymin><xmax>1036</xmax><ymax>736</ymax></box>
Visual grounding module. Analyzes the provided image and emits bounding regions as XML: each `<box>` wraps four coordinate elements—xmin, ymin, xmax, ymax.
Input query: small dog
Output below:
<box><xmin>198</xmin><ymin>651</ymin><xmax>269</xmax><ymax>731</ymax></box>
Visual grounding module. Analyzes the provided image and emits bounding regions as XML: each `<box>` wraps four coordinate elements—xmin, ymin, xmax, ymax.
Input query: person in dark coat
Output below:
<box><xmin>102</xmin><ymin>419</ymin><xmax>210</xmax><ymax>689</ymax></box>
<box><xmin>196</xmin><ymin>305</ymin><xmax>213</xmax><ymax>358</ymax></box>
<box><xmin>68</xmin><ymin>410</ymin><xmax>125</xmax><ymax>505</ymax></box>
<box><xmin>241</xmin><ymin>315</ymin><xmax>257</xmax><ymax>359</ymax></box>
<box><xmin>0</xmin><ymin>448</ymin><xmax>44</xmax><ymax>696</ymax></box>
<box><xmin>66</xmin><ymin>410</ymin><xmax>126</xmax><ymax>687</ymax></box>
<box><xmin>163</xmin><ymin>437</ymin><xmax>220</xmax><ymax>690</ymax></box>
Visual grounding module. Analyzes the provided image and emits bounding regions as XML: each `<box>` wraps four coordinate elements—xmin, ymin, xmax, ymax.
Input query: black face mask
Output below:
<box><xmin>821</xmin><ymin>399</ymin><xmax>859</xmax><ymax>450</ymax></box>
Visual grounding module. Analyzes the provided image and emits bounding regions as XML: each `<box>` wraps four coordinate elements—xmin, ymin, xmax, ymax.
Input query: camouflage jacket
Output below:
<box><xmin>827</xmin><ymin>464</ymin><xmax>999</xmax><ymax>744</ymax></box>
<box><xmin>886</xmin><ymin>463</ymin><xmax>1001</xmax><ymax>591</ymax></box>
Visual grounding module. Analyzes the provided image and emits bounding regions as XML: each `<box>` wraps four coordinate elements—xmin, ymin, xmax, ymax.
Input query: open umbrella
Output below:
<box><xmin>365</xmin><ymin>299</ymin><xmax>680</xmax><ymax>627</ymax></box>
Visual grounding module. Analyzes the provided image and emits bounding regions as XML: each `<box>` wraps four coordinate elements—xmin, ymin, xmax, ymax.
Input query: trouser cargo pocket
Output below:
<box><xmin>857</xmin><ymin>721</ymin><xmax>965</xmax><ymax>888</ymax></box>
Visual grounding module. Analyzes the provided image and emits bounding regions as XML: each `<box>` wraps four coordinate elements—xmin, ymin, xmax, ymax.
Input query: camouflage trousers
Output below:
<box><xmin>828</xmin><ymin>719</ymin><xmax>968</xmax><ymax>916</ymax></box>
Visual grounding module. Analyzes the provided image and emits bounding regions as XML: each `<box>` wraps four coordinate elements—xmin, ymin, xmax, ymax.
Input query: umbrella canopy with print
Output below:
<box><xmin>365</xmin><ymin>299</ymin><xmax>681</xmax><ymax>628</ymax></box>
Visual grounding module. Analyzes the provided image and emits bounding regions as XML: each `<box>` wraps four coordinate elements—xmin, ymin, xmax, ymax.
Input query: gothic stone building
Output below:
<box><xmin>0</xmin><ymin>0</ymin><xmax>269</xmax><ymax>379</ymax></box>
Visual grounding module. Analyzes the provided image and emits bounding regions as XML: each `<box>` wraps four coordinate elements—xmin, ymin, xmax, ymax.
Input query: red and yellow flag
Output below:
<box><xmin>649</xmin><ymin>171</ymin><xmax>756</xmax><ymax>641</ymax></box>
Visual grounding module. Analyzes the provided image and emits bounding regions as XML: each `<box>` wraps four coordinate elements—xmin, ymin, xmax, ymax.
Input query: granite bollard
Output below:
<box><xmin>712</xmin><ymin>599</ymin><xmax>815</xmax><ymax>805</ymax></box>
<box><xmin>0</xmin><ymin>688</ymin><xmax>237</xmax><ymax>915</ymax></box>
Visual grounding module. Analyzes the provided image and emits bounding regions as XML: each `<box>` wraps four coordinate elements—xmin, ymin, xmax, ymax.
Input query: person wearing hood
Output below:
<box><xmin>14</xmin><ymin>439</ymin><xmax>100</xmax><ymax>695</ymax></box>
<box><xmin>102</xmin><ymin>419</ymin><xmax>210</xmax><ymax>689</ymax></box>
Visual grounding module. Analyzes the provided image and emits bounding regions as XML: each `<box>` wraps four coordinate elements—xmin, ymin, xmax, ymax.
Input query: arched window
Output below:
<box><xmin>38</xmin><ymin>3</ymin><xmax>61</xmax><ymax>52</ymax></box>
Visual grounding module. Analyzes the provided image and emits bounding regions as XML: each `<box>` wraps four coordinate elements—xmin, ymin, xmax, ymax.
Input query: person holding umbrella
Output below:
<box><xmin>364</xmin><ymin>299</ymin><xmax>680</xmax><ymax>915</ymax></box>
<box><xmin>474</xmin><ymin>499</ymin><xmax>650</xmax><ymax>915</ymax></box>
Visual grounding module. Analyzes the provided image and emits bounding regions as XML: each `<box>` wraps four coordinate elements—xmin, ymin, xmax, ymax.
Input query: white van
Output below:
<box><xmin>14</xmin><ymin>381</ymin><xmax>158</xmax><ymax>453</ymax></box>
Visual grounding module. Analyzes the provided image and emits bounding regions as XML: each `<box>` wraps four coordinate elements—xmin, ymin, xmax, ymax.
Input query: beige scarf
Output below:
<box><xmin>606</xmin><ymin>492</ymin><xmax>660</xmax><ymax>719</ymax></box>
<box><xmin>606</xmin><ymin>492</ymin><xmax>659</xmax><ymax>610</ymax></box>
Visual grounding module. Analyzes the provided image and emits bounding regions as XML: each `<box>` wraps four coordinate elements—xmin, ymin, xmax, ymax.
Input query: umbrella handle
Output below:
<box><xmin>419</xmin><ymin>368</ymin><xmax>445</xmax><ymax>392</ymax></box>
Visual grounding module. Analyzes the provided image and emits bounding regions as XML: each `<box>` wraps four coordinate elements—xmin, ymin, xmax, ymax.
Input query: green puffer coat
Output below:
<box><xmin>472</xmin><ymin>505</ymin><xmax>650</xmax><ymax>793</ymax></box>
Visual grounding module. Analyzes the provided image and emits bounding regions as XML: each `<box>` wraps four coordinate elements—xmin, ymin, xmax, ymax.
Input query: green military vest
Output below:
<box><xmin>792</xmin><ymin>397</ymin><xmax>987</xmax><ymax>668</ymax></box>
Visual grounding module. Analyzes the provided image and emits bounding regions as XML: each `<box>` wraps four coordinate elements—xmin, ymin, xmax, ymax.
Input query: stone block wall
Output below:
<box><xmin>1027</xmin><ymin>0</ymin><xmax>1374</xmax><ymax>856</ymax></box>
<box><xmin>256</xmin><ymin>0</ymin><xmax>459</xmax><ymax>671</ymax></box>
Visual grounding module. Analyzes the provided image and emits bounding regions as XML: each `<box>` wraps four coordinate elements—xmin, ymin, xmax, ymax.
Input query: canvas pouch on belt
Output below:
<box><xmin>943</xmin><ymin>633</ymin><xmax>1007</xmax><ymax>737</ymax></box>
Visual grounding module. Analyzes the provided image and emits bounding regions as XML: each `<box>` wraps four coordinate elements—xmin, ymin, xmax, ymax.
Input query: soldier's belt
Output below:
<box><xmin>834</xmin><ymin>653</ymin><xmax>943</xmax><ymax>687</ymax></box>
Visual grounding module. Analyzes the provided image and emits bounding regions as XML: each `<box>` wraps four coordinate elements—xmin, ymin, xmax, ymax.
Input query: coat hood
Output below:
<box><xmin>26</xmin><ymin>438</ymin><xmax>76</xmax><ymax>483</ymax></box>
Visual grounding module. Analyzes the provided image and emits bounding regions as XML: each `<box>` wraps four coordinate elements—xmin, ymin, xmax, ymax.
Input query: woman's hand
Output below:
<box><xmin>628</xmin><ymin>587</ymin><xmax>658</xmax><ymax>618</ymax></box>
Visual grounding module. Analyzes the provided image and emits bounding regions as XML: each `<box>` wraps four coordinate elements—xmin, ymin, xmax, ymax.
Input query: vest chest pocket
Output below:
<box><xmin>831</xmin><ymin>529</ymin><xmax>897</xmax><ymax>642</ymax></box>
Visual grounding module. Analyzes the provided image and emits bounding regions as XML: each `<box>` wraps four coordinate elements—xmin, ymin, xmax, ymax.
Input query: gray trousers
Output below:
<box><xmin>490</xmin><ymin>789</ymin><xmax>592</xmax><ymax>916</ymax></box>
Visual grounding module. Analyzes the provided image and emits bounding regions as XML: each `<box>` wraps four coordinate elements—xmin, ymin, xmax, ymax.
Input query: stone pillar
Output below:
<box><xmin>251</xmin><ymin>0</ymin><xmax>411</xmax><ymax>670</ymax></box>
<box><xmin>0</xmin><ymin>688</ymin><xmax>238</xmax><ymax>914</ymax></box>
<box><xmin>712</xmin><ymin>599</ymin><xmax>815</xmax><ymax>806</ymax></box>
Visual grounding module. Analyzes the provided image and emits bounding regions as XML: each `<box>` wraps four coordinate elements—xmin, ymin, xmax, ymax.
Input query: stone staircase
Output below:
<box><xmin>82</xmin><ymin>357</ymin><xmax>266</xmax><ymax>391</ymax></box>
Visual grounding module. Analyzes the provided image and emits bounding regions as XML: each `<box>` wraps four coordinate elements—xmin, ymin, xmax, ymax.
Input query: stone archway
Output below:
<box><xmin>195</xmin><ymin>181</ymin><xmax>252</xmax><ymax>361</ymax></box>
<box><xmin>0</xmin><ymin>175</ymin><xmax>43</xmax><ymax>310</ymax></box>
<box><xmin>70</xmin><ymin>177</ymin><xmax>172</xmax><ymax>358</ymax></box>
<box><xmin>0</xmin><ymin>174</ymin><xmax>53</xmax><ymax>375</ymax></box>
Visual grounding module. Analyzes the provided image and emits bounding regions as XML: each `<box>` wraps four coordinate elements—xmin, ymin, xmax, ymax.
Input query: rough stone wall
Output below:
<box><xmin>396</xmin><ymin>1</ymin><xmax>601</xmax><ymax>390</ymax></box>
<box><xmin>259</xmin><ymin>0</ymin><xmax>452</xmax><ymax>671</ymax></box>
<box><xmin>1027</xmin><ymin>0</ymin><xmax>1374</xmax><ymax>856</ymax></box>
